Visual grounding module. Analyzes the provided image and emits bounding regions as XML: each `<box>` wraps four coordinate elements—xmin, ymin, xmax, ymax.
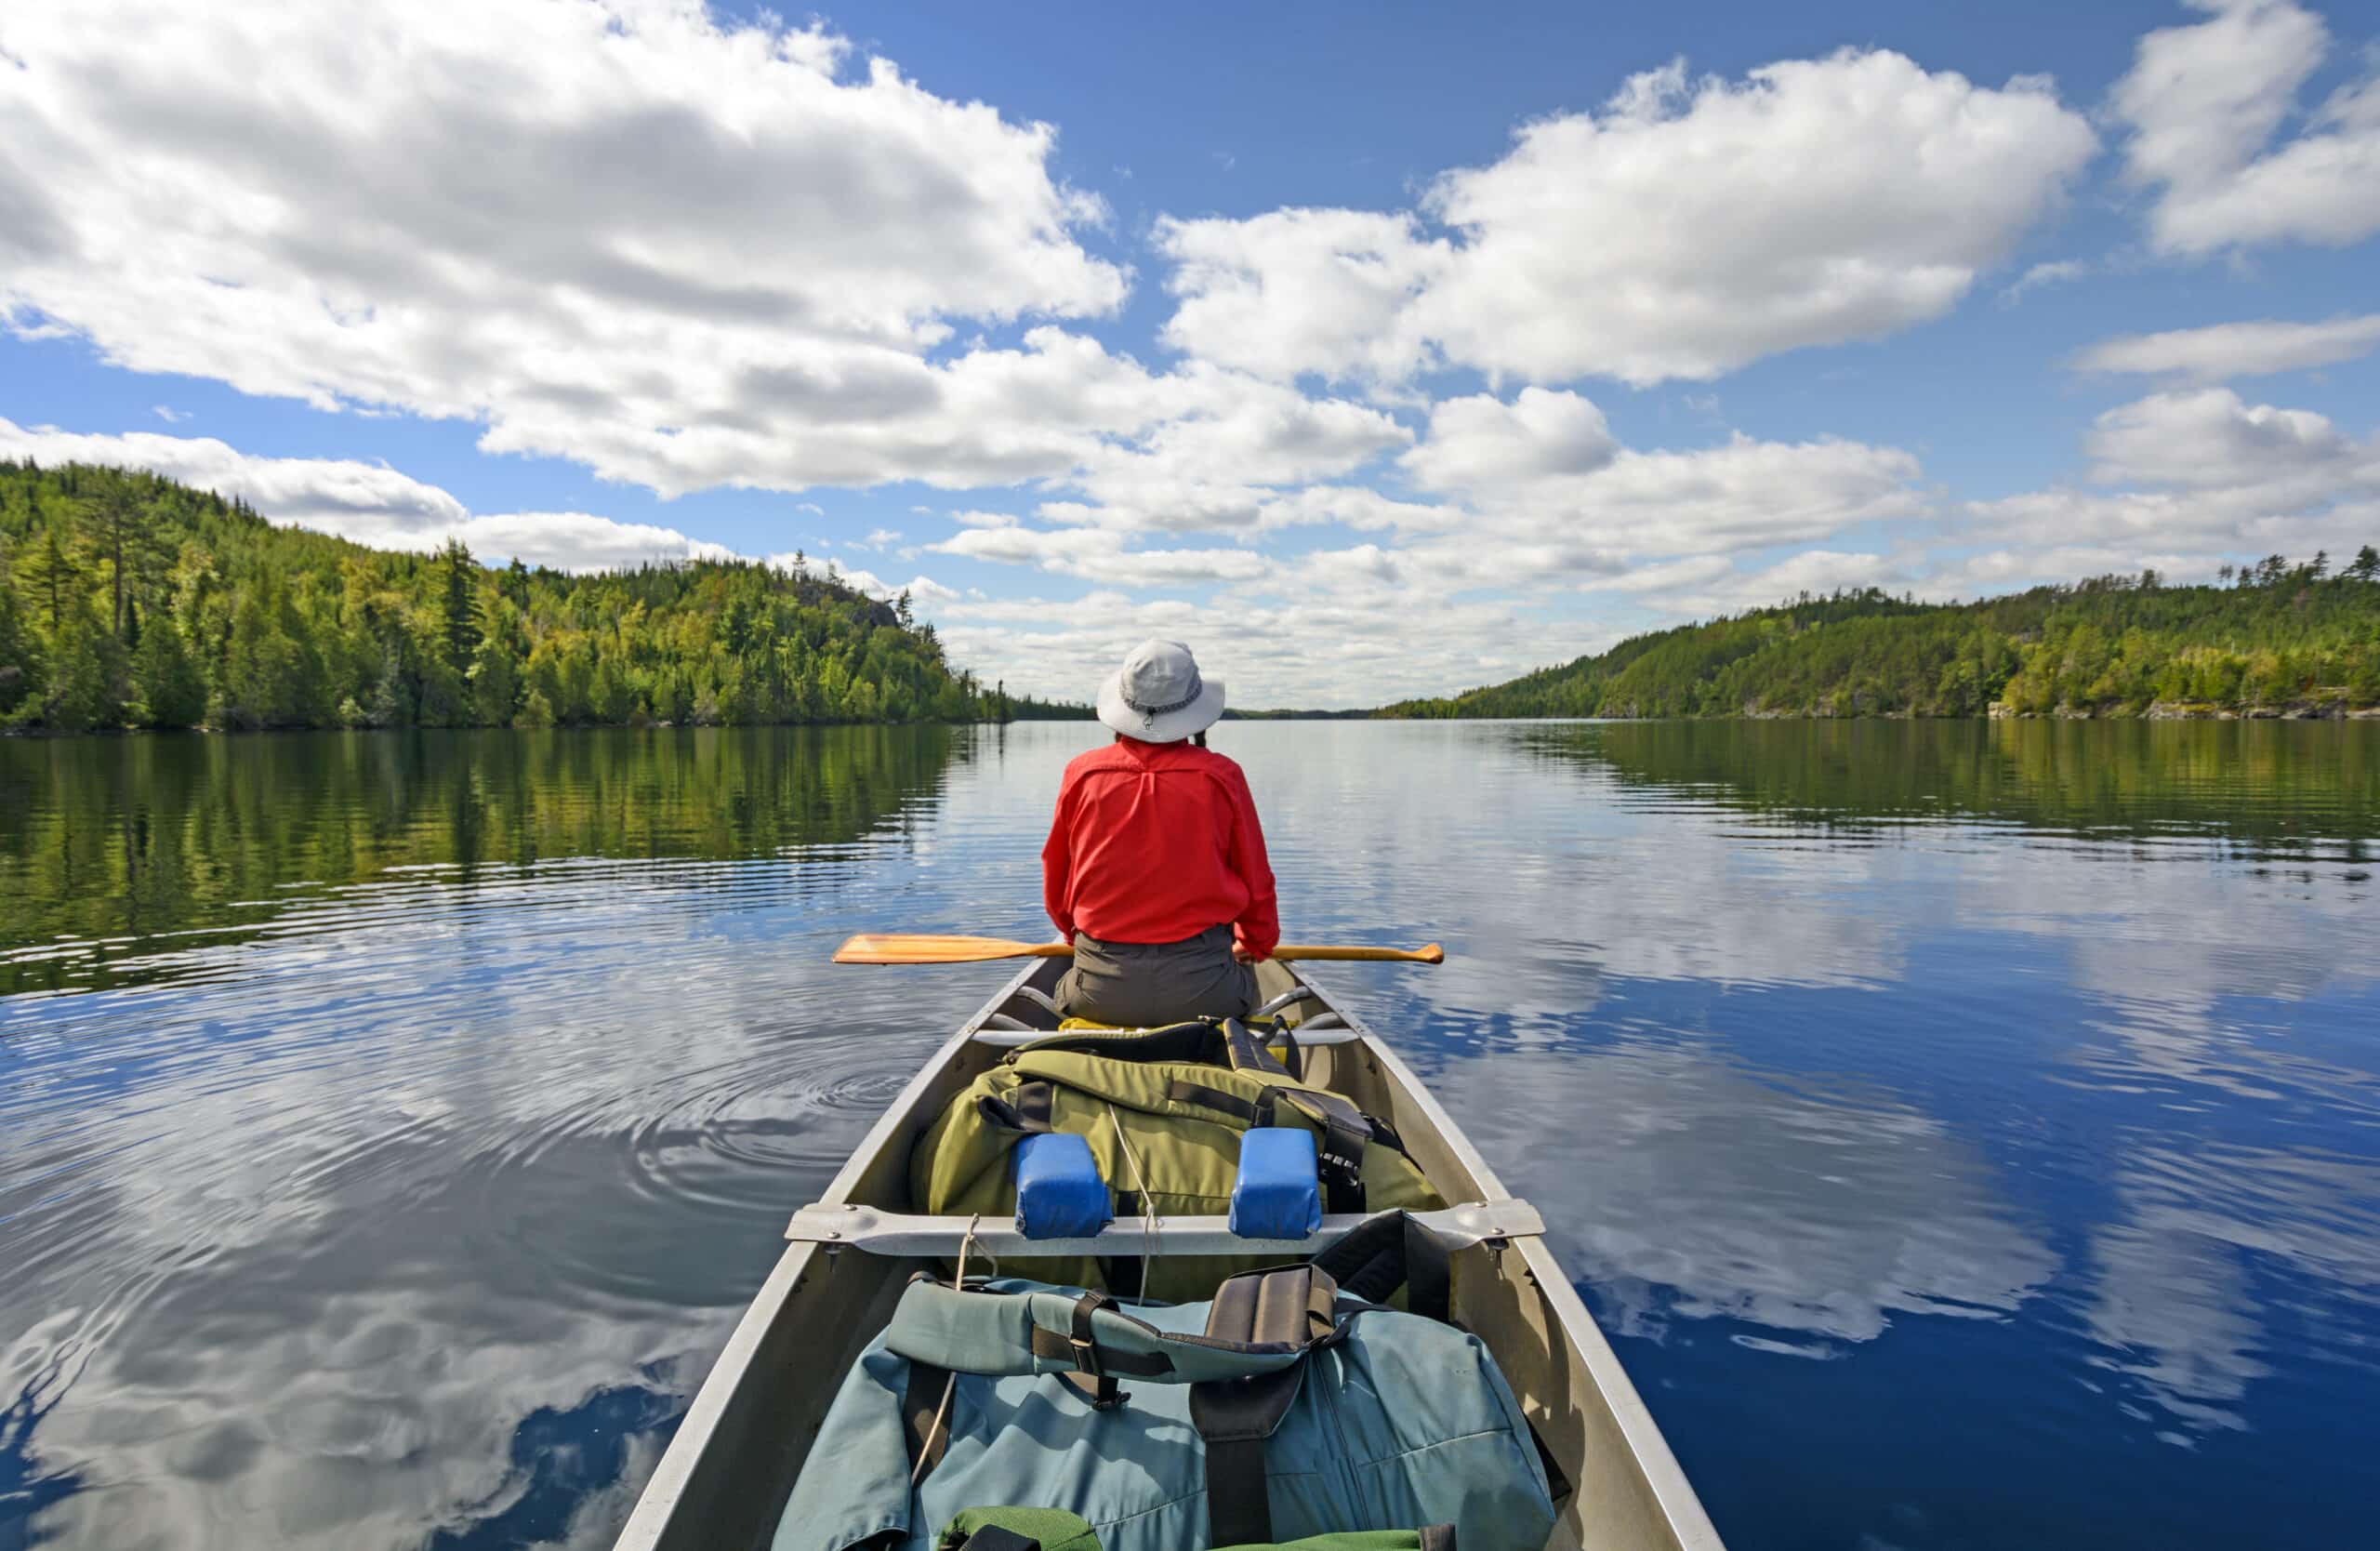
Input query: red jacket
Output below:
<box><xmin>1041</xmin><ymin>736</ymin><xmax>1279</xmax><ymax>958</ymax></box>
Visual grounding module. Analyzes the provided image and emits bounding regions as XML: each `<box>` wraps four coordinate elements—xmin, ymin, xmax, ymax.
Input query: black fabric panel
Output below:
<box><xmin>975</xmin><ymin>1089</ymin><xmax>1053</xmax><ymax>1136</ymax></box>
<box><xmin>1400</xmin><ymin>1213</ymin><xmax>1453</xmax><ymax>1324</ymax></box>
<box><xmin>1100</xmin><ymin>1251</ymin><xmax>1145</xmax><ymax>1301</ymax></box>
<box><xmin>951</xmin><ymin>1527</ymin><xmax>1042</xmax><ymax>1551</ymax></box>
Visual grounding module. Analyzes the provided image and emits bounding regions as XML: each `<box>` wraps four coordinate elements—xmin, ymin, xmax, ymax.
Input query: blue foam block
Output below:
<box><xmin>1012</xmin><ymin>1133</ymin><xmax>1112</xmax><ymax>1240</ymax></box>
<box><xmin>1229</xmin><ymin>1127</ymin><xmax>1323</xmax><ymax>1240</ymax></box>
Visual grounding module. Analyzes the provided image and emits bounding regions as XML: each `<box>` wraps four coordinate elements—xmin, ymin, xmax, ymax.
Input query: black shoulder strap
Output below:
<box><xmin>1314</xmin><ymin>1210</ymin><xmax>1452</xmax><ymax>1323</ymax></box>
<box><xmin>1186</xmin><ymin>1265</ymin><xmax>1338</xmax><ymax>1544</ymax></box>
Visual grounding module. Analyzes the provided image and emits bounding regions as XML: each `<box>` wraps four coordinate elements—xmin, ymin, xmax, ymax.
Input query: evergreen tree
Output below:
<box><xmin>440</xmin><ymin>537</ymin><xmax>483</xmax><ymax>677</ymax></box>
<box><xmin>18</xmin><ymin>525</ymin><xmax>81</xmax><ymax>630</ymax></box>
<box><xmin>133</xmin><ymin>603</ymin><xmax>207</xmax><ymax>728</ymax></box>
<box><xmin>85</xmin><ymin>483</ymin><xmax>143</xmax><ymax>639</ymax></box>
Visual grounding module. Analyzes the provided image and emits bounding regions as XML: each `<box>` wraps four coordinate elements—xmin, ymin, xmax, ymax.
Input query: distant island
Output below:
<box><xmin>1380</xmin><ymin>556</ymin><xmax>2380</xmax><ymax>721</ymax></box>
<box><xmin>1</xmin><ymin>461</ymin><xmax>1077</xmax><ymax>733</ymax></box>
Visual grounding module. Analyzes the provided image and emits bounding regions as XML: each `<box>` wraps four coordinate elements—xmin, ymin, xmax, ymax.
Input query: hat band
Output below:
<box><xmin>1122</xmin><ymin>670</ymin><xmax>1203</xmax><ymax>720</ymax></box>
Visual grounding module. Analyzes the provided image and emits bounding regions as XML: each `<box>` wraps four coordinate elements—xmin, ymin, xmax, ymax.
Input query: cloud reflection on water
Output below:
<box><xmin>1432</xmin><ymin>1040</ymin><xmax>2057</xmax><ymax>1349</ymax></box>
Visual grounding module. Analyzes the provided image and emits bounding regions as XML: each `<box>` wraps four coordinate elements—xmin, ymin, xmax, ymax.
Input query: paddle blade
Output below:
<box><xmin>832</xmin><ymin>934</ymin><xmax>1069</xmax><ymax>964</ymax></box>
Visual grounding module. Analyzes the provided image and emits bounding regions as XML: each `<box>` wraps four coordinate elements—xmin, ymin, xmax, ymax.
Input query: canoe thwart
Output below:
<box><xmin>784</xmin><ymin>1198</ymin><xmax>1546</xmax><ymax>1258</ymax></box>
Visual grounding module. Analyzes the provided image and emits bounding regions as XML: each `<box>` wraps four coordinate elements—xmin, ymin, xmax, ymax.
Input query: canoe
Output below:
<box><xmin>612</xmin><ymin>956</ymin><xmax>1726</xmax><ymax>1551</ymax></box>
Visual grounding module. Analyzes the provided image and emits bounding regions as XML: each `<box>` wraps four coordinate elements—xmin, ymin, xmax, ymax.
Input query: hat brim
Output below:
<box><xmin>1097</xmin><ymin>670</ymin><xmax>1225</xmax><ymax>741</ymax></box>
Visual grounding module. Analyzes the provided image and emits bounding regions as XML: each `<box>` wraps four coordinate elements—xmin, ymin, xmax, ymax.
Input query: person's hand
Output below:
<box><xmin>1233</xmin><ymin>944</ymin><xmax>1265</xmax><ymax>964</ymax></box>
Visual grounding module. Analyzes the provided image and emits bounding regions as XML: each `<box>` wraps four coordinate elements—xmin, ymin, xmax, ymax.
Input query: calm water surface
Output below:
<box><xmin>3</xmin><ymin>722</ymin><xmax>2375</xmax><ymax>1550</ymax></box>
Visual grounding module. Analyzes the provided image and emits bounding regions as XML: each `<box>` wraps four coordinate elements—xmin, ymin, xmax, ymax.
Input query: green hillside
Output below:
<box><xmin>1382</xmin><ymin>556</ymin><xmax>2380</xmax><ymax>720</ymax></box>
<box><xmin>1</xmin><ymin>460</ymin><xmax>1001</xmax><ymax>732</ymax></box>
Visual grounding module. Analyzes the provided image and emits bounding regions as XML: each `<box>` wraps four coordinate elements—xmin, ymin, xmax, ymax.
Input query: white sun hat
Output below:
<box><xmin>1096</xmin><ymin>639</ymin><xmax>1226</xmax><ymax>742</ymax></box>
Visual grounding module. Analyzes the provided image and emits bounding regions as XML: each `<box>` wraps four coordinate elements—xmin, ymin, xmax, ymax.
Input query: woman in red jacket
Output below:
<box><xmin>1040</xmin><ymin>639</ymin><xmax>1278</xmax><ymax>1026</ymax></box>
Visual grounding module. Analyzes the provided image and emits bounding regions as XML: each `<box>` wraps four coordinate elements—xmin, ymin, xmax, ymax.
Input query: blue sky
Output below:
<box><xmin>4</xmin><ymin>0</ymin><xmax>2377</xmax><ymax>705</ymax></box>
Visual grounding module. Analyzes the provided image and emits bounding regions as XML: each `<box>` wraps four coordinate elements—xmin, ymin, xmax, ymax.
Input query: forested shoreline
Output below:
<box><xmin>0</xmin><ymin>461</ymin><xmax>1057</xmax><ymax>733</ymax></box>
<box><xmin>1383</xmin><ymin>556</ymin><xmax>2380</xmax><ymax>721</ymax></box>
<box><xmin>11</xmin><ymin>461</ymin><xmax>2379</xmax><ymax>732</ymax></box>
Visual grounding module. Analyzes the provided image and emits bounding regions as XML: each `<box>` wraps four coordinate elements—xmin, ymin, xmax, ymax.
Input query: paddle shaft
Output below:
<box><xmin>1272</xmin><ymin>944</ymin><xmax>1445</xmax><ymax>963</ymax></box>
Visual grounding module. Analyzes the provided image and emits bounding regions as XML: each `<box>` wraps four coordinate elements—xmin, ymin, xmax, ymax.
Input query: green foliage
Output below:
<box><xmin>1384</xmin><ymin>565</ymin><xmax>2380</xmax><ymax>720</ymax></box>
<box><xmin>0</xmin><ymin>460</ymin><xmax>1008</xmax><ymax>733</ymax></box>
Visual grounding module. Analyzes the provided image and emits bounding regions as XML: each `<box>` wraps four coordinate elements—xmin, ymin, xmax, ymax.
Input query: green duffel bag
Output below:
<box><xmin>936</xmin><ymin>1505</ymin><xmax>1456</xmax><ymax>1550</ymax></box>
<box><xmin>909</xmin><ymin>1018</ymin><xmax>1442</xmax><ymax>1301</ymax></box>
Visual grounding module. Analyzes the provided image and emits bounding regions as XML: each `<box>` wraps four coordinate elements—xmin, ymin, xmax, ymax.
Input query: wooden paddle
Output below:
<box><xmin>833</xmin><ymin>934</ymin><xmax>1445</xmax><ymax>966</ymax></box>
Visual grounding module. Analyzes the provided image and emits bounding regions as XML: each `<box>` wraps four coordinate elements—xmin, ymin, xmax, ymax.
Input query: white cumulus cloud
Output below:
<box><xmin>2113</xmin><ymin>0</ymin><xmax>2380</xmax><ymax>254</ymax></box>
<box><xmin>2072</xmin><ymin>314</ymin><xmax>2380</xmax><ymax>381</ymax></box>
<box><xmin>1157</xmin><ymin>49</ymin><xmax>2097</xmax><ymax>389</ymax></box>
<box><xmin>0</xmin><ymin>0</ymin><xmax>1130</xmax><ymax>496</ymax></box>
<box><xmin>1962</xmin><ymin>388</ymin><xmax>2380</xmax><ymax>569</ymax></box>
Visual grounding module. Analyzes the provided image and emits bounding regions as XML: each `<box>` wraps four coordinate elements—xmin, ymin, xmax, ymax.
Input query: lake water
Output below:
<box><xmin>4</xmin><ymin>721</ymin><xmax>2376</xmax><ymax>1550</ymax></box>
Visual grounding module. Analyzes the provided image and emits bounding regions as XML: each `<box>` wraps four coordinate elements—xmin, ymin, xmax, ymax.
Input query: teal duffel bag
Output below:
<box><xmin>771</xmin><ymin>1214</ymin><xmax>1555</xmax><ymax>1551</ymax></box>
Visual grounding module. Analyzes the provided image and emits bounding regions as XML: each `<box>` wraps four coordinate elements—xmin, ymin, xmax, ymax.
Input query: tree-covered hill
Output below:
<box><xmin>1</xmin><ymin>460</ymin><xmax>1003</xmax><ymax>732</ymax></box>
<box><xmin>1382</xmin><ymin>555</ymin><xmax>2380</xmax><ymax>720</ymax></box>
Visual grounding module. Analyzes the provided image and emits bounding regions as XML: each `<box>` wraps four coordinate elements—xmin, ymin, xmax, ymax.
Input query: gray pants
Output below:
<box><xmin>1054</xmin><ymin>923</ymin><xmax>1259</xmax><ymax>1027</ymax></box>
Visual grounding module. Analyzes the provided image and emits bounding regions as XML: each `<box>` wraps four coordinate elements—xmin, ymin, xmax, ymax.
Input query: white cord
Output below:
<box><xmin>1106</xmin><ymin>1102</ymin><xmax>1159</xmax><ymax>1305</ymax></box>
<box><xmin>910</xmin><ymin>1213</ymin><xmax>982</xmax><ymax>1487</ymax></box>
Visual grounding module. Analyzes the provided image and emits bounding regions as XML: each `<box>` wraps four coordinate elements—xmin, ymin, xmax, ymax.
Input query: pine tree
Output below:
<box><xmin>17</xmin><ymin>525</ymin><xmax>81</xmax><ymax>631</ymax></box>
<box><xmin>440</xmin><ymin>538</ymin><xmax>483</xmax><ymax>676</ymax></box>
<box><xmin>85</xmin><ymin>483</ymin><xmax>141</xmax><ymax>639</ymax></box>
